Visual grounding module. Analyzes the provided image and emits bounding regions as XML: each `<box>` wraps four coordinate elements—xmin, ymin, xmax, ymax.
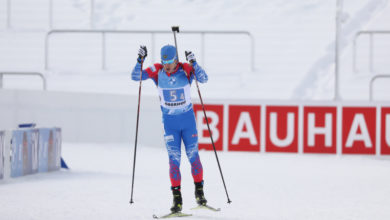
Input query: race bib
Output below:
<box><xmin>163</xmin><ymin>88</ymin><xmax>185</xmax><ymax>103</ymax></box>
<box><xmin>159</xmin><ymin>85</ymin><xmax>192</xmax><ymax>110</ymax></box>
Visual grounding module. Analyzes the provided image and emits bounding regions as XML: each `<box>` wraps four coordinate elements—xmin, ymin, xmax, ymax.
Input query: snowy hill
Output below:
<box><xmin>0</xmin><ymin>0</ymin><xmax>390</xmax><ymax>100</ymax></box>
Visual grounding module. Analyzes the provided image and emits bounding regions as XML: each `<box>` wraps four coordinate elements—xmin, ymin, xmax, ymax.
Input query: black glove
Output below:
<box><xmin>185</xmin><ymin>51</ymin><xmax>196</xmax><ymax>64</ymax></box>
<box><xmin>137</xmin><ymin>46</ymin><xmax>147</xmax><ymax>63</ymax></box>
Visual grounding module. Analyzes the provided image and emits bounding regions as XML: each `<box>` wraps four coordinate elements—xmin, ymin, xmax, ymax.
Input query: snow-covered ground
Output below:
<box><xmin>1</xmin><ymin>143</ymin><xmax>390</xmax><ymax>220</ymax></box>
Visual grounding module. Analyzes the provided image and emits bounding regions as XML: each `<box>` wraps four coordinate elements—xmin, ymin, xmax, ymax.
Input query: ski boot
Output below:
<box><xmin>170</xmin><ymin>186</ymin><xmax>183</xmax><ymax>213</ymax></box>
<box><xmin>194</xmin><ymin>181</ymin><xmax>207</xmax><ymax>206</ymax></box>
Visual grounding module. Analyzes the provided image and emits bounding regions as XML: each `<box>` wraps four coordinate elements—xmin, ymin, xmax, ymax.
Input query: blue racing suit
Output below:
<box><xmin>131</xmin><ymin>61</ymin><xmax>208</xmax><ymax>187</ymax></box>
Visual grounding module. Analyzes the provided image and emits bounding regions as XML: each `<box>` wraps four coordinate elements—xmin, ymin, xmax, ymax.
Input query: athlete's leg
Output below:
<box><xmin>163</xmin><ymin>116</ymin><xmax>182</xmax><ymax>187</ymax></box>
<box><xmin>182</xmin><ymin>110</ymin><xmax>203</xmax><ymax>183</ymax></box>
<box><xmin>182</xmin><ymin>110</ymin><xmax>207</xmax><ymax>205</ymax></box>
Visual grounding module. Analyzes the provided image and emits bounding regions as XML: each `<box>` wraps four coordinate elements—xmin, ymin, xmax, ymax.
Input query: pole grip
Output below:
<box><xmin>171</xmin><ymin>26</ymin><xmax>180</xmax><ymax>33</ymax></box>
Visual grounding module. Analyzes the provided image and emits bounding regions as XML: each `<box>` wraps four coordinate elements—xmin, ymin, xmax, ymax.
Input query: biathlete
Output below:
<box><xmin>131</xmin><ymin>44</ymin><xmax>209</xmax><ymax>213</ymax></box>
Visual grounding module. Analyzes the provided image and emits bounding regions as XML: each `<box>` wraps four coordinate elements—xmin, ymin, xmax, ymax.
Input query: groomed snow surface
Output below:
<box><xmin>1</xmin><ymin>143</ymin><xmax>390</xmax><ymax>220</ymax></box>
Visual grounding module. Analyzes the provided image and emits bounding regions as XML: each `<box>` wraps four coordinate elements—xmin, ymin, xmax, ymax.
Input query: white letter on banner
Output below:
<box><xmin>197</xmin><ymin>111</ymin><xmax>219</xmax><ymax>144</ymax></box>
<box><xmin>232</xmin><ymin>112</ymin><xmax>257</xmax><ymax>145</ymax></box>
<box><xmin>386</xmin><ymin>115</ymin><xmax>390</xmax><ymax>146</ymax></box>
<box><xmin>346</xmin><ymin>114</ymin><xmax>372</xmax><ymax>148</ymax></box>
<box><xmin>270</xmin><ymin>112</ymin><xmax>294</xmax><ymax>147</ymax></box>
<box><xmin>308</xmin><ymin>113</ymin><xmax>332</xmax><ymax>147</ymax></box>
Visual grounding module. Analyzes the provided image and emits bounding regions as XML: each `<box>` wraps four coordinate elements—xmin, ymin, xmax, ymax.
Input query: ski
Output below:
<box><xmin>152</xmin><ymin>212</ymin><xmax>192</xmax><ymax>219</ymax></box>
<box><xmin>152</xmin><ymin>204</ymin><xmax>220</xmax><ymax>218</ymax></box>
<box><xmin>191</xmin><ymin>204</ymin><xmax>221</xmax><ymax>212</ymax></box>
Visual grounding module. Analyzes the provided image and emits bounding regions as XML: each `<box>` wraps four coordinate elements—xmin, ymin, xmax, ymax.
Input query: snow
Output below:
<box><xmin>1</xmin><ymin>0</ymin><xmax>389</xmax><ymax>100</ymax></box>
<box><xmin>2</xmin><ymin>1</ymin><xmax>390</xmax><ymax>219</ymax></box>
<box><xmin>1</xmin><ymin>142</ymin><xmax>390</xmax><ymax>220</ymax></box>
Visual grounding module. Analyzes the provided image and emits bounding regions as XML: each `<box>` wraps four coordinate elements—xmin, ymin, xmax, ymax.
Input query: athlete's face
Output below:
<box><xmin>163</xmin><ymin>60</ymin><xmax>178</xmax><ymax>73</ymax></box>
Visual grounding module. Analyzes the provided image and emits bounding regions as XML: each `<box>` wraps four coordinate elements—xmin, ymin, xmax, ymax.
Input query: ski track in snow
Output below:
<box><xmin>1</xmin><ymin>143</ymin><xmax>390</xmax><ymax>220</ymax></box>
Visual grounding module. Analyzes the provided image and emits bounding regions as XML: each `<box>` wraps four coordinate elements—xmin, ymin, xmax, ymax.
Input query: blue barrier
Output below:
<box><xmin>9</xmin><ymin>127</ymin><xmax>62</xmax><ymax>178</ymax></box>
<box><xmin>38</xmin><ymin>128</ymin><xmax>61</xmax><ymax>172</ymax></box>
<box><xmin>11</xmin><ymin>129</ymin><xmax>39</xmax><ymax>177</ymax></box>
<box><xmin>0</xmin><ymin>131</ymin><xmax>4</xmax><ymax>179</ymax></box>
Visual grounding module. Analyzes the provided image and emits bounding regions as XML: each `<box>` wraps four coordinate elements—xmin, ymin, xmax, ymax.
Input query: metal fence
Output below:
<box><xmin>353</xmin><ymin>30</ymin><xmax>390</xmax><ymax>74</ymax></box>
<box><xmin>0</xmin><ymin>72</ymin><xmax>47</xmax><ymax>90</ymax></box>
<box><xmin>44</xmin><ymin>29</ymin><xmax>255</xmax><ymax>72</ymax></box>
<box><xmin>353</xmin><ymin>30</ymin><xmax>390</xmax><ymax>101</ymax></box>
<box><xmin>369</xmin><ymin>74</ymin><xmax>390</xmax><ymax>101</ymax></box>
<box><xmin>6</xmin><ymin>0</ymin><xmax>95</xmax><ymax>29</ymax></box>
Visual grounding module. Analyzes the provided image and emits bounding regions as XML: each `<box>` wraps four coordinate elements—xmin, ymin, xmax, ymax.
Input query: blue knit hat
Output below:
<box><xmin>161</xmin><ymin>45</ymin><xmax>177</xmax><ymax>64</ymax></box>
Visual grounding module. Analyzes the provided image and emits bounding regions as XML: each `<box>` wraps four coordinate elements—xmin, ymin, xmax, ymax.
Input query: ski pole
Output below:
<box><xmin>130</xmin><ymin>57</ymin><xmax>144</xmax><ymax>204</ymax></box>
<box><xmin>172</xmin><ymin>26</ymin><xmax>180</xmax><ymax>62</ymax></box>
<box><xmin>193</xmin><ymin>76</ymin><xmax>232</xmax><ymax>204</ymax></box>
<box><xmin>171</xmin><ymin>26</ymin><xmax>232</xmax><ymax>204</ymax></box>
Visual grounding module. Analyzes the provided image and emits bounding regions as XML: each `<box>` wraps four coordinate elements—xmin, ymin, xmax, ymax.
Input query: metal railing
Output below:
<box><xmin>353</xmin><ymin>30</ymin><xmax>390</xmax><ymax>74</ymax></box>
<box><xmin>0</xmin><ymin>72</ymin><xmax>47</xmax><ymax>90</ymax></box>
<box><xmin>44</xmin><ymin>29</ymin><xmax>255</xmax><ymax>72</ymax></box>
<box><xmin>7</xmin><ymin>0</ymin><xmax>95</xmax><ymax>30</ymax></box>
<box><xmin>369</xmin><ymin>74</ymin><xmax>390</xmax><ymax>101</ymax></box>
<box><xmin>6</xmin><ymin>0</ymin><xmax>10</xmax><ymax>29</ymax></box>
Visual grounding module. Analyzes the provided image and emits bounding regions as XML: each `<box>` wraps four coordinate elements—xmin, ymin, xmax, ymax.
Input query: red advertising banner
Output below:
<box><xmin>192</xmin><ymin>102</ymin><xmax>386</xmax><ymax>156</ymax></box>
<box><xmin>228</xmin><ymin>105</ymin><xmax>260</xmax><ymax>152</ymax></box>
<box><xmin>194</xmin><ymin>104</ymin><xmax>223</xmax><ymax>151</ymax></box>
<box><xmin>303</xmin><ymin>106</ymin><xmax>337</xmax><ymax>154</ymax></box>
<box><xmin>266</xmin><ymin>106</ymin><xmax>299</xmax><ymax>153</ymax></box>
<box><xmin>342</xmin><ymin>107</ymin><xmax>376</xmax><ymax>154</ymax></box>
<box><xmin>381</xmin><ymin>107</ymin><xmax>390</xmax><ymax>155</ymax></box>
